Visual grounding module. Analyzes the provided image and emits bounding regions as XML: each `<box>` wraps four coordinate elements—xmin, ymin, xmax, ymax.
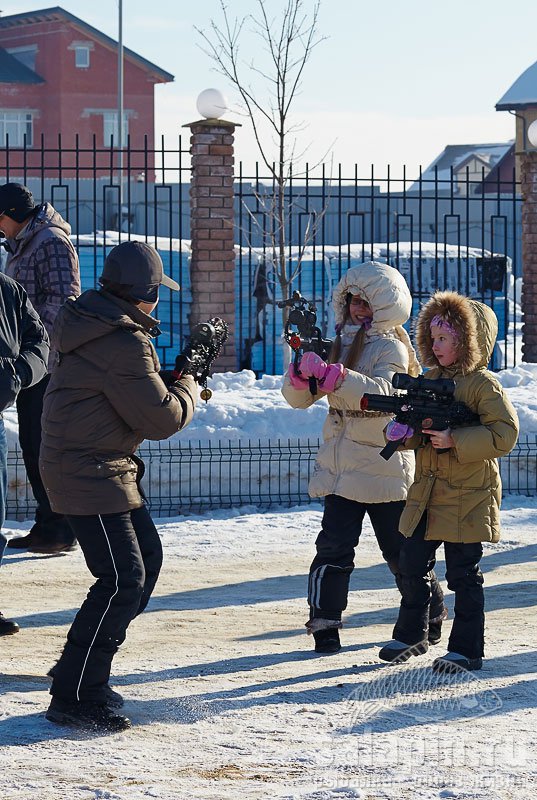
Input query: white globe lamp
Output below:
<box><xmin>196</xmin><ymin>88</ymin><xmax>228</xmax><ymax>120</ymax></box>
<box><xmin>528</xmin><ymin>119</ymin><xmax>537</xmax><ymax>149</ymax></box>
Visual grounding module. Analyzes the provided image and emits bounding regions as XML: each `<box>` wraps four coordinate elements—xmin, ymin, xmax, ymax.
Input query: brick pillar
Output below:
<box><xmin>521</xmin><ymin>152</ymin><xmax>537</xmax><ymax>362</ymax></box>
<box><xmin>185</xmin><ymin>118</ymin><xmax>238</xmax><ymax>372</ymax></box>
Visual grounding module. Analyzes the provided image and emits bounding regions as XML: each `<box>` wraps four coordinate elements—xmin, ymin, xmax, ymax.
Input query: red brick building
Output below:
<box><xmin>0</xmin><ymin>6</ymin><xmax>173</xmax><ymax>177</ymax></box>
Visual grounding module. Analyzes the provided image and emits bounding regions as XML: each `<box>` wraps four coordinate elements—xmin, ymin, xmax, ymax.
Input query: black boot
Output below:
<box><xmin>313</xmin><ymin>627</ymin><xmax>341</xmax><ymax>654</ymax></box>
<box><xmin>103</xmin><ymin>685</ymin><xmax>124</xmax><ymax>709</ymax></box>
<box><xmin>432</xmin><ymin>652</ymin><xmax>483</xmax><ymax>673</ymax></box>
<box><xmin>378</xmin><ymin>639</ymin><xmax>428</xmax><ymax>663</ymax></box>
<box><xmin>0</xmin><ymin>612</ymin><xmax>19</xmax><ymax>636</ymax></box>
<box><xmin>45</xmin><ymin>697</ymin><xmax>131</xmax><ymax>731</ymax></box>
<box><xmin>7</xmin><ymin>529</ymin><xmax>77</xmax><ymax>554</ymax></box>
<box><xmin>46</xmin><ymin>666</ymin><xmax>124</xmax><ymax>709</ymax></box>
<box><xmin>428</xmin><ymin>607</ymin><xmax>448</xmax><ymax>645</ymax></box>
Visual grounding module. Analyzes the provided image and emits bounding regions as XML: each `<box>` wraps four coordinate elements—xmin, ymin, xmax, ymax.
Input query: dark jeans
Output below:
<box><xmin>308</xmin><ymin>494</ymin><xmax>445</xmax><ymax>624</ymax></box>
<box><xmin>50</xmin><ymin>505</ymin><xmax>163</xmax><ymax>703</ymax></box>
<box><xmin>393</xmin><ymin>513</ymin><xmax>484</xmax><ymax>659</ymax></box>
<box><xmin>16</xmin><ymin>374</ymin><xmax>74</xmax><ymax>543</ymax></box>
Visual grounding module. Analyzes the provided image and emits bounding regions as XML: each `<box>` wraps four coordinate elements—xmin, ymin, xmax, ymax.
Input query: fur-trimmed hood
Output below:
<box><xmin>416</xmin><ymin>291</ymin><xmax>498</xmax><ymax>374</ymax></box>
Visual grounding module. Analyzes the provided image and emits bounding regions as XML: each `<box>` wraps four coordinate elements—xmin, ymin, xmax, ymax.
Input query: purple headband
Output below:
<box><xmin>430</xmin><ymin>314</ymin><xmax>459</xmax><ymax>339</ymax></box>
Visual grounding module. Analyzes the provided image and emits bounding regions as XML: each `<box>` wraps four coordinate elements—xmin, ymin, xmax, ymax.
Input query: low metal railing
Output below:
<box><xmin>6</xmin><ymin>435</ymin><xmax>536</xmax><ymax>520</ymax></box>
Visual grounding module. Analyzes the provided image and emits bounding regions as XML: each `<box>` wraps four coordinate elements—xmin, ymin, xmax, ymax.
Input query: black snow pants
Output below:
<box><xmin>393</xmin><ymin>513</ymin><xmax>485</xmax><ymax>659</ymax></box>
<box><xmin>16</xmin><ymin>374</ymin><xmax>74</xmax><ymax>544</ymax></box>
<box><xmin>50</xmin><ymin>505</ymin><xmax>163</xmax><ymax>703</ymax></box>
<box><xmin>308</xmin><ymin>494</ymin><xmax>445</xmax><ymax>625</ymax></box>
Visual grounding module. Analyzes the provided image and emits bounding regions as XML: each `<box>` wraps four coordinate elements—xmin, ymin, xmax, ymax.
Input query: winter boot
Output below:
<box><xmin>428</xmin><ymin>607</ymin><xmax>449</xmax><ymax>645</ymax></box>
<box><xmin>7</xmin><ymin>529</ymin><xmax>77</xmax><ymax>554</ymax></box>
<box><xmin>46</xmin><ymin>666</ymin><xmax>124</xmax><ymax>709</ymax></box>
<box><xmin>306</xmin><ymin>618</ymin><xmax>342</xmax><ymax>654</ymax></box>
<box><xmin>0</xmin><ymin>612</ymin><xmax>19</xmax><ymax>636</ymax></box>
<box><xmin>103</xmin><ymin>685</ymin><xmax>124</xmax><ymax>709</ymax></box>
<box><xmin>313</xmin><ymin>628</ymin><xmax>341</xmax><ymax>654</ymax></box>
<box><xmin>45</xmin><ymin>697</ymin><xmax>131</xmax><ymax>732</ymax></box>
<box><xmin>432</xmin><ymin>652</ymin><xmax>483</xmax><ymax>673</ymax></box>
<box><xmin>378</xmin><ymin>639</ymin><xmax>429</xmax><ymax>663</ymax></box>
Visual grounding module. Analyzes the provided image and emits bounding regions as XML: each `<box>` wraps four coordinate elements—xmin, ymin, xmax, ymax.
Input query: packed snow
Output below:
<box><xmin>1</xmin><ymin>366</ymin><xmax>536</xmax><ymax>799</ymax></box>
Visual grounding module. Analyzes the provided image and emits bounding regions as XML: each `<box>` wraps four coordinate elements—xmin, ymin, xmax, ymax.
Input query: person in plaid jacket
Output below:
<box><xmin>0</xmin><ymin>182</ymin><xmax>81</xmax><ymax>554</ymax></box>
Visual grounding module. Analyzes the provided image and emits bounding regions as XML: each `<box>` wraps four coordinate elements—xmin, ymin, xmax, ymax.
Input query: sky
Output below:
<box><xmin>2</xmin><ymin>1</ymin><xmax>537</xmax><ymax>176</ymax></box>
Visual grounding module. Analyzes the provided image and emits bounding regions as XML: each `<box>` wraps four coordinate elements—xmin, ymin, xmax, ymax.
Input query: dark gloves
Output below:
<box><xmin>159</xmin><ymin>353</ymin><xmax>191</xmax><ymax>388</ymax></box>
<box><xmin>159</xmin><ymin>369</ymin><xmax>176</xmax><ymax>388</ymax></box>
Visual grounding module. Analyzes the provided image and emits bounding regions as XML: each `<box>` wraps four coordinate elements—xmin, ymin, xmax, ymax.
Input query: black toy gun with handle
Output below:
<box><xmin>278</xmin><ymin>290</ymin><xmax>332</xmax><ymax>396</ymax></box>
<box><xmin>166</xmin><ymin>317</ymin><xmax>228</xmax><ymax>402</ymax></box>
<box><xmin>360</xmin><ymin>372</ymin><xmax>479</xmax><ymax>461</ymax></box>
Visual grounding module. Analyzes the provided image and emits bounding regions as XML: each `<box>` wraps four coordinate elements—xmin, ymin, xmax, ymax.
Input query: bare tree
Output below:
<box><xmin>197</xmin><ymin>0</ymin><xmax>329</xmax><ymax>366</ymax></box>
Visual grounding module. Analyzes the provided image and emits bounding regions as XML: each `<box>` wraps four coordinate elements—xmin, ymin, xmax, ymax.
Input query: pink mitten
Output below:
<box><xmin>287</xmin><ymin>363</ymin><xmax>310</xmax><ymax>390</ymax></box>
<box><xmin>298</xmin><ymin>351</ymin><xmax>328</xmax><ymax>379</ymax></box>
<box><xmin>320</xmin><ymin>363</ymin><xmax>347</xmax><ymax>393</ymax></box>
<box><xmin>385</xmin><ymin>420</ymin><xmax>414</xmax><ymax>441</ymax></box>
<box><xmin>299</xmin><ymin>351</ymin><xmax>346</xmax><ymax>392</ymax></box>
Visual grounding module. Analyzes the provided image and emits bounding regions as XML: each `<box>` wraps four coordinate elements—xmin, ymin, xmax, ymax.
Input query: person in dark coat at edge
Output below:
<box><xmin>40</xmin><ymin>241</ymin><xmax>197</xmax><ymax>732</ymax></box>
<box><xmin>0</xmin><ymin>273</ymin><xmax>49</xmax><ymax>635</ymax></box>
<box><xmin>0</xmin><ymin>182</ymin><xmax>81</xmax><ymax>554</ymax></box>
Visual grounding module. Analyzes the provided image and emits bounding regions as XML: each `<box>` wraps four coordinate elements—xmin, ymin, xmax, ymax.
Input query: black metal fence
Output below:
<box><xmin>2</xmin><ymin>141</ymin><xmax>530</xmax><ymax>518</ymax></box>
<box><xmin>234</xmin><ymin>164</ymin><xmax>522</xmax><ymax>375</ymax></box>
<box><xmin>0</xmin><ymin>138</ymin><xmax>523</xmax><ymax>373</ymax></box>
<box><xmin>6</xmin><ymin>436</ymin><xmax>537</xmax><ymax>520</ymax></box>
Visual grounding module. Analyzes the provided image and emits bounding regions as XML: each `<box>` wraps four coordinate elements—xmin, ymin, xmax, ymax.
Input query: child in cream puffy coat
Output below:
<box><xmin>282</xmin><ymin>261</ymin><xmax>447</xmax><ymax>653</ymax></box>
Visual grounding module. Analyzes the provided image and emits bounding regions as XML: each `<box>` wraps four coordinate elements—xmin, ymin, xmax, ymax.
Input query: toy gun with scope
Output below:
<box><xmin>278</xmin><ymin>290</ymin><xmax>332</xmax><ymax>395</ymax></box>
<box><xmin>360</xmin><ymin>373</ymin><xmax>479</xmax><ymax>461</ymax></box>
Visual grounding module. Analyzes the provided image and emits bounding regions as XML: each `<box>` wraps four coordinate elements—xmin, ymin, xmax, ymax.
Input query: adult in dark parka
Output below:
<box><xmin>40</xmin><ymin>241</ymin><xmax>197</xmax><ymax>731</ymax></box>
<box><xmin>0</xmin><ymin>273</ymin><xmax>49</xmax><ymax>635</ymax></box>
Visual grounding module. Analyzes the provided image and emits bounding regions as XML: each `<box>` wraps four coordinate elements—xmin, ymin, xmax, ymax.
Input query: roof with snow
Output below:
<box><xmin>496</xmin><ymin>60</ymin><xmax>537</xmax><ymax>110</ymax></box>
<box><xmin>408</xmin><ymin>142</ymin><xmax>513</xmax><ymax>190</ymax></box>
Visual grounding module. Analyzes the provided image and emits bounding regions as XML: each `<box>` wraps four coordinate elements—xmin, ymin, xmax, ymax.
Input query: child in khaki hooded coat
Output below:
<box><xmin>282</xmin><ymin>261</ymin><xmax>447</xmax><ymax>654</ymax></box>
<box><xmin>379</xmin><ymin>291</ymin><xmax>519</xmax><ymax>671</ymax></box>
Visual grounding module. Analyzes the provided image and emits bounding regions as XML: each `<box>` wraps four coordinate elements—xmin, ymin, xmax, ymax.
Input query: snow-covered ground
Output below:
<box><xmin>1</xmin><ymin>364</ymin><xmax>537</xmax><ymax>799</ymax></box>
<box><xmin>1</xmin><ymin>498</ymin><xmax>536</xmax><ymax>799</ymax></box>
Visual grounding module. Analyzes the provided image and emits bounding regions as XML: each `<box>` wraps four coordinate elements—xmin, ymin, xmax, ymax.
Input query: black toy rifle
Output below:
<box><xmin>360</xmin><ymin>372</ymin><xmax>479</xmax><ymax>461</ymax></box>
<box><xmin>278</xmin><ymin>290</ymin><xmax>332</xmax><ymax>395</ymax></box>
<box><xmin>172</xmin><ymin>317</ymin><xmax>228</xmax><ymax>401</ymax></box>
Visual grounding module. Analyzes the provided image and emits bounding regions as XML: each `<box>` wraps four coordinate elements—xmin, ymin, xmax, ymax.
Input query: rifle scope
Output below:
<box><xmin>392</xmin><ymin>373</ymin><xmax>456</xmax><ymax>396</ymax></box>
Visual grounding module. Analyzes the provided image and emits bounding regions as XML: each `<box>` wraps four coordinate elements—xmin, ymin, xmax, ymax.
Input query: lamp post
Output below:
<box><xmin>528</xmin><ymin>121</ymin><xmax>537</xmax><ymax>149</ymax></box>
<box><xmin>184</xmin><ymin>88</ymin><xmax>238</xmax><ymax>371</ymax></box>
<box><xmin>117</xmin><ymin>0</ymin><xmax>124</xmax><ymax>228</ymax></box>
<box><xmin>196</xmin><ymin>88</ymin><xmax>228</xmax><ymax>120</ymax></box>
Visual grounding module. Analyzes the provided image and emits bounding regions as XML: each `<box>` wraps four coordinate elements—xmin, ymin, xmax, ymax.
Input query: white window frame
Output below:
<box><xmin>74</xmin><ymin>46</ymin><xmax>90</xmax><ymax>68</ymax></box>
<box><xmin>0</xmin><ymin>110</ymin><xmax>33</xmax><ymax>147</ymax></box>
<box><xmin>102</xmin><ymin>112</ymin><xmax>129</xmax><ymax>147</ymax></box>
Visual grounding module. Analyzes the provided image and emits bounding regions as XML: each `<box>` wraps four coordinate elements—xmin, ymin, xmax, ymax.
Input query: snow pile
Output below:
<box><xmin>150</xmin><ymin>365</ymin><xmax>537</xmax><ymax>444</ymax></box>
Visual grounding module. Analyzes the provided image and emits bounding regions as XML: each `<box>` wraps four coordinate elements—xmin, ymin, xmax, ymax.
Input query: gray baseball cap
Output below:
<box><xmin>101</xmin><ymin>241</ymin><xmax>179</xmax><ymax>301</ymax></box>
